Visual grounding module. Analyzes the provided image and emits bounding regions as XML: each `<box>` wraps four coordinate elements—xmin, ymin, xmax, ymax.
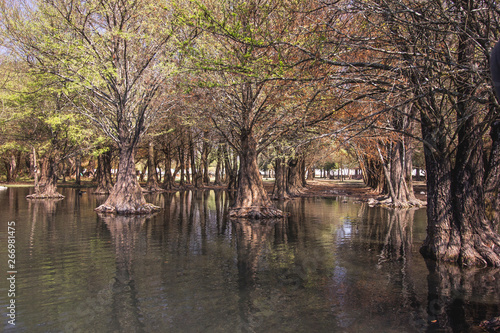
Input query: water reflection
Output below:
<box><xmin>426</xmin><ymin>261</ymin><xmax>500</xmax><ymax>332</ymax></box>
<box><xmin>1</xmin><ymin>189</ymin><xmax>500</xmax><ymax>332</ymax></box>
<box><xmin>100</xmin><ymin>214</ymin><xmax>149</xmax><ymax>333</ymax></box>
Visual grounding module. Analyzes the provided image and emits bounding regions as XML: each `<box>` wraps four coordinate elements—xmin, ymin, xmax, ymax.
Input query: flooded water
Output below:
<box><xmin>0</xmin><ymin>187</ymin><xmax>499</xmax><ymax>332</ymax></box>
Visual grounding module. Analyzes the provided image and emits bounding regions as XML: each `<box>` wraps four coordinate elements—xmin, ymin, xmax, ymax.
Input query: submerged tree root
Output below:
<box><xmin>26</xmin><ymin>192</ymin><xmax>65</xmax><ymax>199</ymax></box>
<box><xmin>367</xmin><ymin>196</ymin><xmax>426</xmax><ymax>208</ymax></box>
<box><xmin>229</xmin><ymin>206</ymin><xmax>286</xmax><ymax>219</ymax></box>
<box><xmin>142</xmin><ymin>185</ymin><xmax>165</xmax><ymax>193</ymax></box>
<box><xmin>95</xmin><ymin>203</ymin><xmax>161</xmax><ymax>215</ymax></box>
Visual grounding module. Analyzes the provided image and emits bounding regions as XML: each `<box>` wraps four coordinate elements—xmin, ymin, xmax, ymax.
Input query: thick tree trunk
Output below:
<box><xmin>420</xmin><ymin>75</ymin><xmax>500</xmax><ymax>266</ymax></box>
<box><xmin>419</xmin><ymin>111</ymin><xmax>457</xmax><ymax>262</ymax></box>
<box><xmin>306</xmin><ymin>166</ymin><xmax>315</xmax><ymax>180</ymax></box>
<box><xmin>299</xmin><ymin>156</ymin><xmax>307</xmax><ymax>187</ymax></box>
<box><xmin>272</xmin><ymin>157</ymin><xmax>288</xmax><ymax>200</ymax></box>
<box><xmin>144</xmin><ymin>141</ymin><xmax>162</xmax><ymax>192</ymax></box>
<box><xmin>418</xmin><ymin>2</ymin><xmax>500</xmax><ymax>267</ymax></box>
<box><xmin>94</xmin><ymin>149</ymin><xmax>114</xmax><ymax>194</ymax></box>
<box><xmin>358</xmin><ymin>153</ymin><xmax>386</xmax><ymax>193</ymax></box>
<box><xmin>224</xmin><ymin>145</ymin><xmax>238</xmax><ymax>190</ymax></box>
<box><xmin>27</xmin><ymin>155</ymin><xmax>64</xmax><ymax>199</ymax></box>
<box><xmin>485</xmin><ymin>120</ymin><xmax>500</xmax><ymax>228</ymax></box>
<box><xmin>286</xmin><ymin>157</ymin><xmax>304</xmax><ymax>197</ymax></box>
<box><xmin>95</xmin><ymin>144</ymin><xmax>159</xmax><ymax>214</ymax></box>
<box><xmin>230</xmin><ymin>132</ymin><xmax>283</xmax><ymax>218</ymax></box>
<box><xmin>4</xmin><ymin>153</ymin><xmax>19</xmax><ymax>182</ymax></box>
<box><xmin>374</xmin><ymin>139</ymin><xmax>424</xmax><ymax>208</ymax></box>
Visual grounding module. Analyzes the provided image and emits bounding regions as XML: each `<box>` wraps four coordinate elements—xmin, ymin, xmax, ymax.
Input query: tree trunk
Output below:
<box><xmin>485</xmin><ymin>120</ymin><xmax>500</xmax><ymax>228</ymax></box>
<box><xmin>27</xmin><ymin>155</ymin><xmax>64</xmax><ymax>199</ymax></box>
<box><xmin>272</xmin><ymin>157</ymin><xmax>288</xmax><ymax>200</ymax></box>
<box><xmin>306</xmin><ymin>166</ymin><xmax>315</xmax><ymax>180</ymax></box>
<box><xmin>144</xmin><ymin>141</ymin><xmax>161</xmax><ymax>192</ymax></box>
<box><xmin>357</xmin><ymin>151</ymin><xmax>386</xmax><ymax>193</ymax></box>
<box><xmin>162</xmin><ymin>145</ymin><xmax>176</xmax><ymax>190</ymax></box>
<box><xmin>286</xmin><ymin>157</ymin><xmax>304</xmax><ymax>197</ymax></box>
<box><xmin>224</xmin><ymin>145</ymin><xmax>238</xmax><ymax>190</ymax></box>
<box><xmin>202</xmin><ymin>138</ymin><xmax>211</xmax><ymax>185</ymax></box>
<box><xmin>230</xmin><ymin>131</ymin><xmax>283</xmax><ymax>218</ymax></box>
<box><xmin>95</xmin><ymin>144</ymin><xmax>159</xmax><ymax>214</ymax></box>
<box><xmin>75</xmin><ymin>155</ymin><xmax>81</xmax><ymax>186</ymax></box>
<box><xmin>214</xmin><ymin>145</ymin><xmax>223</xmax><ymax>186</ymax></box>
<box><xmin>299</xmin><ymin>156</ymin><xmax>307</xmax><ymax>187</ymax></box>
<box><xmin>420</xmin><ymin>43</ymin><xmax>500</xmax><ymax>266</ymax></box>
<box><xmin>94</xmin><ymin>149</ymin><xmax>114</xmax><ymax>194</ymax></box>
<box><xmin>190</xmin><ymin>138</ymin><xmax>202</xmax><ymax>188</ymax></box>
<box><xmin>374</xmin><ymin>137</ymin><xmax>424</xmax><ymax>208</ymax></box>
<box><xmin>178</xmin><ymin>146</ymin><xmax>186</xmax><ymax>188</ymax></box>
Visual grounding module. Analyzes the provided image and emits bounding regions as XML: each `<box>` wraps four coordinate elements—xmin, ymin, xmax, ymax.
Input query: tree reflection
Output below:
<box><xmin>233</xmin><ymin>218</ymin><xmax>287</xmax><ymax>332</ymax></box>
<box><xmin>378</xmin><ymin>208</ymin><xmax>416</xmax><ymax>263</ymax></box>
<box><xmin>27</xmin><ymin>198</ymin><xmax>64</xmax><ymax>255</ymax></box>
<box><xmin>99</xmin><ymin>214</ymin><xmax>150</xmax><ymax>333</ymax></box>
<box><xmin>425</xmin><ymin>260</ymin><xmax>500</xmax><ymax>332</ymax></box>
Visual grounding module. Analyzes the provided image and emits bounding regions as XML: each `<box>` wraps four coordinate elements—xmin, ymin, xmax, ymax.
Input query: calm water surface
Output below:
<box><xmin>0</xmin><ymin>187</ymin><xmax>499</xmax><ymax>332</ymax></box>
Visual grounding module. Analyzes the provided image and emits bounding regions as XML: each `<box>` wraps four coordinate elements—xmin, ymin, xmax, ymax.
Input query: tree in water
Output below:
<box><xmin>359</xmin><ymin>0</ymin><xmax>500</xmax><ymax>265</ymax></box>
<box><xmin>182</xmin><ymin>0</ymin><xmax>349</xmax><ymax>217</ymax></box>
<box><xmin>2</xmin><ymin>0</ymin><xmax>178</xmax><ymax>213</ymax></box>
<box><xmin>93</xmin><ymin>147</ymin><xmax>114</xmax><ymax>195</ymax></box>
<box><xmin>143</xmin><ymin>141</ymin><xmax>162</xmax><ymax>193</ymax></box>
<box><xmin>299</xmin><ymin>0</ymin><xmax>500</xmax><ymax>265</ymax></box>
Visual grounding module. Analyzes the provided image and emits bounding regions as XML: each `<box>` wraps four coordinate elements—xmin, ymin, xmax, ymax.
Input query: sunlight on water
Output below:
<box><xmin>0</xmin><ymin>188</ymin><xmax>499</xmax><ymax>332</ymax></box>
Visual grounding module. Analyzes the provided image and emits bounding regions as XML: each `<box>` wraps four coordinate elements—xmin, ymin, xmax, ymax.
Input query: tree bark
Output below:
<box><xmin>190</xmin><ymin>137</ymin><xmax>202</xmax><ymax>188</ymax></box>
<box><xmin>4</xmin><ymin>152</ymin><xmax>19</xmax><ymax>182</ymax></box>
<box><xmin>95</xmin><ymin>144</ymin><xmax>159</xmax><ymax>214</ymax></box>
<box><xmin>144</xmin><ymin>141</ymin><xmax>162</xmax><ymax>192</ymax></box>
<box><xmin>230</xmin><ymin>131</ymin><xmax>283</xmax><ymax>218</ymax></box>
<box><xmin>485</xmin><ymin>120</ymin><xmax>500</xmax><ymax>228</ymax></box>
<box><xmin>306</xmin><ymin>166</ymin><xmax>315</xmax><ymax>180</ymax></box>
<box><xmin>299</xmin><ymin>156</ymin><xmax>307</xmax><ymax>187</ymax></box>
<box><xmin>214</xmin><ymin>145</ymin><xmax>223</xmax><ymax>186</ymax></box>
<box><xmin>272</xmin><ymin>157</ymin><xmax>288</xmax><ymax>200</ymax></box>
<box><xmin>94</xmin><ymin>149</ymin><xmax>114</xmax><ymax>194</ymax></box>
<box><xmin>224</xmin><ymin>145</ymin><xmax>238</xmax><ymax>190</ymax></box>
<box><xmin>420</xmin><ymin>33</ymin><xmax>500</xmax><ymax>265</ymax></box>
<box><xmin>75</xmin><ymin>155</ymin><xmax>81</xmax><ymax>186</ymax></box>
<box><xmin>162</xmin><ymin>144</ymin><xmax>176</xmax><ymax>190</ymax></box>
<box><xmin>201</xmin><ymin>138</ymin><xmax>211</xmax><ymax>185</ymax></box>
<box><xmin>27</xmin><ymin>155</ymin><xmax>64</xmax><ymax>199</ymax></box>
<box><xmin>286</xmin><ymin>157</ymin><xmax>304</xmax><ymax>197</ymax></box>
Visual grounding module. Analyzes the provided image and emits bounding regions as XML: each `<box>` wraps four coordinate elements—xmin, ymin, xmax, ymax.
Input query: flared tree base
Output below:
<box><xmin>95</xmin><ymin>202</ymin><xmax>161</xmax><ymax>215</ymax></box>
<box><xmin>93</xmin><ymin>186</ymin><xmax>114</xmax><ymax>195</ymax></box>
<box><xmin>420</xmin><ymin>227</ymin><xmax>500</xmax><ymax>267</ymax></box>
<box><xmin>229</xmin><ymin>206</ymin><xmax>285</xmax><ymax>219</ymax></box>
